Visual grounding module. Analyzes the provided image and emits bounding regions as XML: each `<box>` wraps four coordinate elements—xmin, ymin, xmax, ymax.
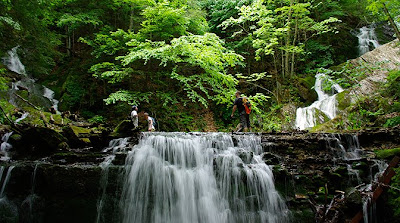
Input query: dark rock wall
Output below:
<box><xmin>0</xmin><ymin>129</ymin><xmax>399</xmax><ymax>223</ymax></box>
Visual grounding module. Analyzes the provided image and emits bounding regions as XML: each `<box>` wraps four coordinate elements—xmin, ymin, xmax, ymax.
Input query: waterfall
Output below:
<box><xmin>15</xmin><ymin>112</ymin><xmax>29</xmax><ymax>123</ymax></box>
<box><xmin>2</xmin><ymin>47</ymin><xmax>59</xmax><ymax>113</ymax></box>
<box><xmin>325</xmin><ymin>134</ymin><xmax>362</xmax><ymax>161</ymax></box>
<box><xmin>96</xmin><ymin>137</ymin><xmax>131</xmax><ymax>223</ymax></box>
<box><xmin>120</xmin><ymin>132</ymin><xmax>289</xmax><ymax>223</ymax></box>
<box><xmin>0</xmin><ymin>166</ymin><xmax>15</xmax><ymax>198</ymax></box>
<box><xmin>361</xmin><ymin>160</ymin><xmax>388</xmax><ymax>223</ymax></box>
<box><xmin>356</xmin><ymin>26</ymin><xmax>380</xmax><ymax>56</ymax></box>
<box><xmin>1</xmin><ymin>132</ymin><xmax>13</xmax><ymax>161</ymax></box>
<box><xmin>2</xmin><ymin>46</ymin><xmax>26</xmax><ymax>75</ymax></box>
<box><xmin>295</xmin><ymin>73</ymin><xmax>344</xmax><ymax>130</ymax></box>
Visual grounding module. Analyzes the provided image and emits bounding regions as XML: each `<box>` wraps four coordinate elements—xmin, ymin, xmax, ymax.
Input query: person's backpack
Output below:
<box><xmin>151</xmin><ymin>117</ymin><xmax>158</xmax><ymax>129</ymax></box>
<box><xmin>242</xmin><ymin>97</ymin><xmax>251</xmax><ymax>114</ymax></box>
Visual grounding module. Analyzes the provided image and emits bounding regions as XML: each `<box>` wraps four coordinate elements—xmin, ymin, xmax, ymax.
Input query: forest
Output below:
<box><xmin>1</xmin><ymin>0</ymin><xmax>400</xmax><ymax>223</ymax></box>
<box><xmin>0</xmin><ymin>0</ymin><xmax>399</xmax><ymax>132</ymax></box>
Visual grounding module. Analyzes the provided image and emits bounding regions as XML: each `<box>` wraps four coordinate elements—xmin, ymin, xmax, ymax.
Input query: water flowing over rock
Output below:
<box><xmin>2</xmin><ymin>47</ymin><xmax>59</xmax><ymax>113</ymax></box>
<box><xmin>2</xmin><ymin>46</ymin><xmax>26</xmax><ymax>76</ymax></box>
<box><xmin>120</xmin><ymin>132</ymin><xmax>289</xmax><ymax>223</ymax></box>
<box><xmin>295</xmin><ymin>73</ymin><xmax>344</xmax><ymax>130</ymax></box>
<box><xmin>355</xmin><ymin>26</ymin><xmax>380</xmax><ymax>56</ymax></box>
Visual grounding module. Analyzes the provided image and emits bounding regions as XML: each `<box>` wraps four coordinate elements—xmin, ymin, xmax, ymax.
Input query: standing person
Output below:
<box><xmin>130</xmin><ymin>106</ymin><xmax>139</xmax><ymax>129</ymax></box>
<box><xmin>144</xmin><ymin>112</ymin><xmax>156</xmax><ymax>132</ymax></box>
<box><xmin>231</xmin><ymin>91</ymin><xmax>251</xmax><ymax>132</ymax></box>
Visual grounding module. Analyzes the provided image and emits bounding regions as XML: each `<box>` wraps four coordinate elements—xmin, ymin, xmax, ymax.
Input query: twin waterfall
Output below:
<box><xmin>296</xmin><ymin>26</ymin><xmax>380</xmax><ymax>130</ymax></box>
<box><xmin>104</xmin><ymin>133</ymin><xmax>289</xmax><ymax>223</ymax></box>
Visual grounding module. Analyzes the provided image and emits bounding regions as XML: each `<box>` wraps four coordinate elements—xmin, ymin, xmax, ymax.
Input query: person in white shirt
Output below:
<box><xmin>130</xmin><ymin>106</ymin><xmax>139</xmax><ymax>129</ymax></box>
<box><xmin>144</xmin><ymin>112</ymin><xmax>155</xmax><ymax>132</ymax></box>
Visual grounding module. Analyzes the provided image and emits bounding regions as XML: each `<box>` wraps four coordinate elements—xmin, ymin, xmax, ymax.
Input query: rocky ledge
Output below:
<box><xmin>1</xmin><ymin>127</ymin><xmax>400</xmax><ymax>223</ymax></box>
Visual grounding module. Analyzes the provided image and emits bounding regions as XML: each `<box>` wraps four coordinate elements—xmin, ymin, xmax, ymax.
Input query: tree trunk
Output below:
<box><xmin>285</xmin><ymin>0</ymin><xmax>294</xmax><ymax>78</ymax></box>
<box><xmin>129</xmin><ymin>3</ymin><xmax>134</xmax><ymax>31</ymax></box>
<box><xmin>291</xmin><ymin>17</ymin><xmax>299</xmax><ymax>77</ymax></box>
<box><xmin>383</xmin><ymin>3</ymin><xmax>400</xmax><ymax>40</ymax></box>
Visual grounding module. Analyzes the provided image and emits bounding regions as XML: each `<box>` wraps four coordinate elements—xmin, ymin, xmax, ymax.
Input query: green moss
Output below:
<box><xmin>375</xmin><ymin>148</ymin><xmax>400</xmax><ymax>159</ymax></box>
<box><xmin>336</xmin><ymin>90</ymin><xmax>351</xmax><ymax>110</ymax></box>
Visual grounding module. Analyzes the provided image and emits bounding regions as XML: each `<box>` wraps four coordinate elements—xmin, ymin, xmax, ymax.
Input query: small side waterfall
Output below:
<box><xmin>2</xmin><ymin>47</ymin><xmax>26</xmax><ymax>75</ymax></box>
<box><xmin>2</xmin><ymin>46</ymin><xmax>59</xmax><ymax>113</ymax></box>
<box><xmin>295</xmin><ymin>73</ymin><xmax>344</xmax><ymax>130</ymax></box>
<box><xmin>96</xmin><ymin>138</ymin><xmax>131</xmax><ymax>223</ymax></box>
<box><xmin>1</xmin><ymin>132</ymin><xmax>13</xmax><ymax>161</ymax></box>
<box><xmin>120</xmin><ymin>133</ymin><xmax>289</xmax><ymax>223</ymax></box>
<box><xmin>0</xmin><ymin>166</ymin><xmax>15</xmax><ymax>198</ymax></box>
<box><xmin>356</xmin><ymin>26</ymin><xmax>380</xmax><ymax>56</ymax></box>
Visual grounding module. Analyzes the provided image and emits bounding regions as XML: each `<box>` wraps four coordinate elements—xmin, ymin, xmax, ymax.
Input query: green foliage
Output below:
<box><xmin>59</xmin><ymin>77</ymin><xmax>86</xmax><ymax>111</ymax></box>
<box><xmin>384</xmin><ymin>116</ymin><xmax>400</xmax><ymax>128</ymax></box>
<box><xmin>221</xmin><ymin>0</ymin><xmax>340</xmax><ymax>76</ymax></box>
<box><xmin>57</xmin><ymin>11</ymin><xmax>103</xmax><ymax>32</ymax></box>
<box><xmin>384</xmin><ymin>70</ymin><xmax>400</xmax><ymax>99</ymax></box>
<box><xmin>0</xmin><ymin>0</ymin><xmax>61</xmax><ymax>75</ymax></box>
<box><xmin>0</xmin><ymin>69</ymin><xmax>8</xmax><ymax>91</ymax></box>
<box><xmin>88</xmin><ymin>115</ymin><xmax>105</xmax><ymax>124</ymax></box>
<box><xmin>139</xmin><ymin>2</ymin><xmax>189</xmax><ymax>41</ymax></box>
<box><xmin>93</xmin><ymin>32</ymin><xmax>243</xmax><ymax>107</ymax></box>
<box><xmin>388</xmin><ymin>167</ymin><xmax>400</xmax><ymax>218</ymax></box>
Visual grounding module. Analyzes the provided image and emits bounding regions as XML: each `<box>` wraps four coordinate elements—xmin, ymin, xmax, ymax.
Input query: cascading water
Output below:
<box><xmin>1</xmin><ymin>132</ymin><xmax>13</xmax><ymax>161</ymax></box>
<box><xmin>295</xmin><ymin>73</ymin><xmax>344</xmax><ymax>130</ymax></box>
<box><xmin>0</xmin><ymin>166</ymin><xmax>15</xmax><ymax>198</ymax></box>
<box><xmin>119</xmin><ymin>132</ymin><xmax>289</xmax><ymax>223</ymax></box>
<box><xmin>96</xmin><ymin>137</ymin><xmax>131</xmax><ymax>223</ymax></box>
<box><xmin>2</xmin><ymin>46</ymin><xmax>59</xmax><ymax>113</ymax></box>
<box><xmin>356</xmin><ymin>26</ymin><xmax>380</xmax><ymax>56</ymax></box>
<box><xmin>2</xmin><ymin>46</ymin><xmax>26</xmax><ymax>75</ymax></box>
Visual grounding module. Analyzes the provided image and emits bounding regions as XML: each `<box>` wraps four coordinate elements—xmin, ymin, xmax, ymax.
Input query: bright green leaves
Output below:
<box><xmin>221</xmin><ymin>0</ymin><xmax>340</xmax><ymax>77</ymax></box>
<box><xmin>57</xmin><ymin>12</ymin><xmax>103</xmax><ymax>33</ymax></box>
<box><xmin>95</xmin><ymin>32</ymin><xmax>243</xmax><ymax>107</ymax></box>
<box><xmin>140</xmin><ymin>2</ymin><xmax>189</xmax><ymax>41</ymax></box>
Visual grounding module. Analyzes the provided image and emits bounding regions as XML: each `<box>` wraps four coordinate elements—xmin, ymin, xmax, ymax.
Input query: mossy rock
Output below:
<box><xmin>375</xmin><ymin>148</ymin><xmax>400</xmax><ymax>159</ymax></box>
<box><xmin>336</xmin><ymin>90</ymin><xmax>351</xmax><ymax>110</ymax></box>
<box><xmin>12</xmin><ymin>127</ymin><xmax>69</xmax><ymax>158</ymax></box>
<box><xmin>297</xmin><ymin>75</ymin><xmax>318</xmax><ymax>104</ymax></box>
<box><xmin>62</xmin><ymin>125</ymin><xmax>91</xmax><ymax>148</ymax></box>
<box><xmin>110</xmin><ymin>120</ymin><xmax>135</xmax><ymax>137</ymax></box>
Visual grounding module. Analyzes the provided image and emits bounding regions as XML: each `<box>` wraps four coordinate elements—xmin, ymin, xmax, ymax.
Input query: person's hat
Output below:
<box><xmin>132</xmin><ymin>105</ymin><xmax>137</xmax><ymax>110</ymax></box>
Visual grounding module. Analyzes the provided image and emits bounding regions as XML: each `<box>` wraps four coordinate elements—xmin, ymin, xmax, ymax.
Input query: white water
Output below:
<box><xmin>2</xmin><ymin>46</ymin><xmax>26</xmax><ymax>75</ymax></box>
<box><xmin>96</xmin><ymin>138</ymin><xmax>131</xmax><ymax>223</ymax></box>
<box><xmin>295</xmin><ymin>73</ymin><xmax>344</xmax><ymax>130</ymax></box>
<box><xmin>357</xmin><ymin>26</ymin><xmax>380</xmax><ymax>56</ymax></box>
<box><xmin>1</xmin><ymin>132</ymin><xmax>13</xmax><ymax>161</ymax></box>
<box><xmin>15</xmin><ymin>112</ymin><xmax>29</xmax><ymax>124</ymax></box>
<box><xmin>361</xmin><ymin>160</ymin><xmax>388</xmax><ymax>223</ymax></box>
<box><xmin>2</xmin><ymin>47</ymin><xmax>59</xmax><ymax>113</ymax></box>
<box><xmin>120</xmin><ymin>133</ymin><xmax>289</xmax><ymax>223</ymax></box>
<box><xmin>0</xmin><ymin>166</ymin><xmax>15</xmax><ymax>198</ymax></box>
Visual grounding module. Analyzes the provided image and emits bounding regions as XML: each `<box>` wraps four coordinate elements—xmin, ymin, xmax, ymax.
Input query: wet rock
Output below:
<box><xmin>110</xmin><ymin>120</ymin><xmax>135</xmax><ymax>138</ymax></box>
<box><xmin>261</xmin><ymin>152</ymin><xmax>280</xmax><ymax>165</ymax></box>
<box><xmin>11</xmin><ymin>127</ymin><xmax>69</xmax><ymax>158</ymax></box>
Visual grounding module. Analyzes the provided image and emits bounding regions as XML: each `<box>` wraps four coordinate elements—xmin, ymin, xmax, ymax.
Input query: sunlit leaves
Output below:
<box><xmin>102</xmin><ymin>33</ymin><xmax>243</xmax><ymax>106</ymax></box>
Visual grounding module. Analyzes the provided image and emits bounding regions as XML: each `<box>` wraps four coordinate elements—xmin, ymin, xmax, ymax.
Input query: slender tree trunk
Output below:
<box><xmin>129</xmin><ymin>3</ymin><xmax>134</xmax><ymax>31</ymax></box>
<box><xmin>285</xmin><ymin>0</ymin><xmax>294</xmax><ymax>78</ymax></box>
<box><xmin>291</xmin><ymin>17</ymin><xmax>299</xmax><ymax>77</ymax></box>
<box><xmin>281</xmin><ymin>49</ymin><xmax>285</xmax><ymax>78</ymax></box>
<box><xmin>66</xmin><ymin>26</ymin><xmax>71</xmax><ymax>56</ymax></box>
<box><xmin>383</xmin><ymin>3</ymin><xmax>400</xmax><ymax>40</ymax></box>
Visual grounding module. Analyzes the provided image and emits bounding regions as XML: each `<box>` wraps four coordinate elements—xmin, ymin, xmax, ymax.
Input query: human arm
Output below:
<box><xmin>231</xmin><ymin>105</ymin><xmax>237</xmax><ymax>118</ymax></box>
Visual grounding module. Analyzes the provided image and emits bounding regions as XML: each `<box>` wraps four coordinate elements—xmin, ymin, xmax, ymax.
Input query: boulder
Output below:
<box><xmin>10</xmin><ymin>126</ymin><xmax>69</xmax><ymax>158</ymax></box>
